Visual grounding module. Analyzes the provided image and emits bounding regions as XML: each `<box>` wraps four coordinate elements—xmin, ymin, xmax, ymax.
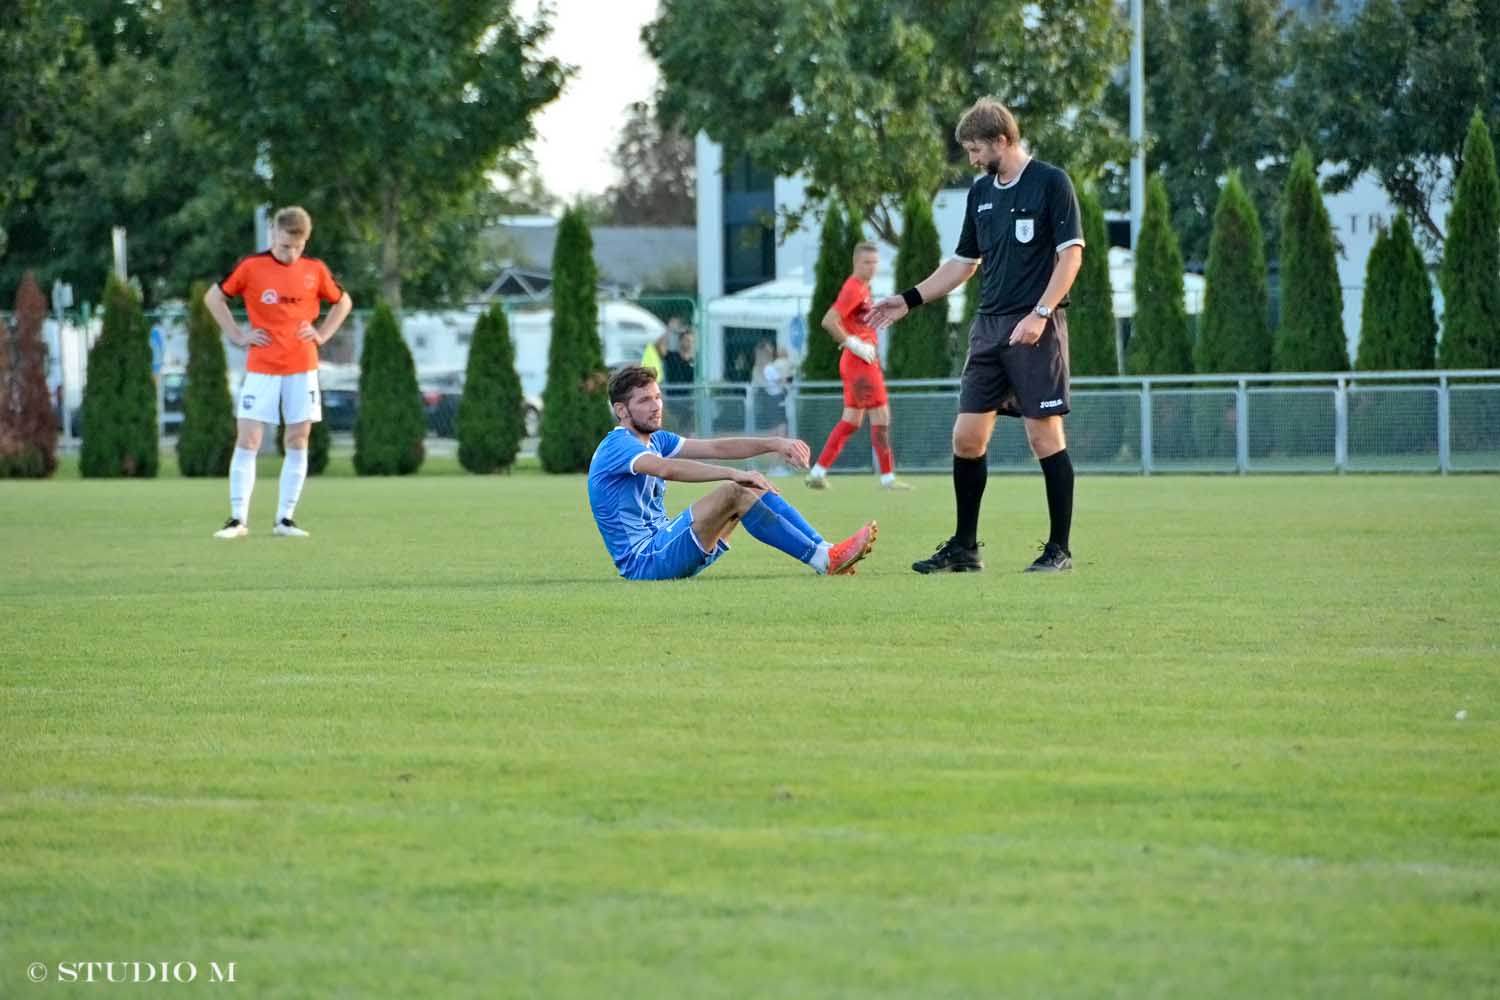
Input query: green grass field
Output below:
<box><xmin>3</xmin><ymin>464</ymin><xmax>1498</xmax><ymax>997</ymax></box>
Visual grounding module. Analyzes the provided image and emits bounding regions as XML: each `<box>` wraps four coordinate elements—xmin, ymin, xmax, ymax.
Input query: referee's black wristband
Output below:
<box><xmin>900</xmin><ymin>287</ymin><xmax>924</xmax><ymax>309</ymax></box>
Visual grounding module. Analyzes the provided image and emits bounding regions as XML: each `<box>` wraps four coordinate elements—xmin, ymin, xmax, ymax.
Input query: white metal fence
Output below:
<box><xmin>661</xmin><ymin>371</ymin><xmax>1500</xmax><ymax>475</ymax></box>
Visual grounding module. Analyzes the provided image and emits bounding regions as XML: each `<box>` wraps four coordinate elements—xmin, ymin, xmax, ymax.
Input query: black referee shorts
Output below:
<box><xmin>958</xmin><ymin>310</ymin><xmax>1071</xmax><ymax>419</ymax></box>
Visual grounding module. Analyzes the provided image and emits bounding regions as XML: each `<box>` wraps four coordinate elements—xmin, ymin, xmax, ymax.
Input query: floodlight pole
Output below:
<box><xmin>1129</xmin><ymin>0</ymin><xmax>1145</xmax><ymax>249</ymax></box>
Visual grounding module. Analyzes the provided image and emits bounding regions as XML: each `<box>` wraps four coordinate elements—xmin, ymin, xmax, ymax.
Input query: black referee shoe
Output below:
<box><xmin>912</xmin><ymin>537</ymin><xmax>984</xmax><ymax>574</ymax></box>
<box><xmin>1025</xmin><ymin>542</ymin><xmax>1073</xmax><ymax>573</ymax></box>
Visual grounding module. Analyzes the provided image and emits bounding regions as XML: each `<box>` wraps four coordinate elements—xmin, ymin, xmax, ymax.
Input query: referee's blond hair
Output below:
<box><xmin>955</xmin><ymin>99</ymin><xmax>1020</xmax><ymax>146</ymax></box>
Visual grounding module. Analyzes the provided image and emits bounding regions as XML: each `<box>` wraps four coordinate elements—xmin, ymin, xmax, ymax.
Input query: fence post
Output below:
<box><xmin>1140</xmin><ymin>379</ymin><xmax>1154</xmax><ymax>476</ymax></box>
<box><xmin>786</xmin><ymin>381</ymin><xmax>799</xmax><ymax>443</ymax></box>
<box><xmin>1236</xmin><ymin>379</ymin><xmax>1249</xmax><ymax>475</ymax></box>
<box><xmin>1437</xmin><ymin>374</ymin><xmax>1451</xmax><ymax>475</ymax></box>
<box><xmin>1334</xmin><ymin>376</ymin><xmax>1348</xmax><ymax>473</ymax></box>
<box><xmin>744</xmin><ymin>383</ymin><xmax>756</xmax><ymax>437</ymax></box>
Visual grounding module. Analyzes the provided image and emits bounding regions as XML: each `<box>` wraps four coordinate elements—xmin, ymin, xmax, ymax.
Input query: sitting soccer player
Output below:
<box><xmin>588</xmin><ymin>366</ymin><xmax>877</xmax><ymax>580</ymax></box>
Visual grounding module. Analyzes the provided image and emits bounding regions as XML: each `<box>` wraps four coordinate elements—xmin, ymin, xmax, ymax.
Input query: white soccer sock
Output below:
<box><xmin>810</xmin><ymin>464</ymin><xmax>827</xmax><ymax>479</ymax></box>
<box><xmin>809</xmin><ymin>542</ymin><xmax>831</xmax><ymax>575</ymax></box>
<box><xmin>881</xmin><ymin>472</ymin><xmax>896</xmax><ymax>485</ymax></box>
<box><xmin>229</xmin><ymin>446</ymin><xmax>257</xmax><ymax>521</ymax></box>
<box><xmin>277</xmin><ymin>448</ymin><xmax>309</xmax><ymax>522</ymax></box>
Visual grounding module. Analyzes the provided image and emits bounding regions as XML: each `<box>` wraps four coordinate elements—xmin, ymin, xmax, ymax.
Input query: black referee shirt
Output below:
<box><xmin>953</xmin><ymin>158</ymin><xmax>1084</xmax><ymax>317</ymax></box>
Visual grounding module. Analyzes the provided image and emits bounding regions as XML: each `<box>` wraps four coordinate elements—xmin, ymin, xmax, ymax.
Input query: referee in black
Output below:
<box><xmin>868</xmin><ymin>97</ymin><xmax>1084</xmax><ymax>573</ymax></box>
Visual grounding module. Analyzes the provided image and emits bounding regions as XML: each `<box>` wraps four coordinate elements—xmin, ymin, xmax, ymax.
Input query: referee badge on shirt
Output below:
<box><xmin>1015</xmin><ymin>218</ymin><xmax>1035</xmax><ymax>244</ymax></box>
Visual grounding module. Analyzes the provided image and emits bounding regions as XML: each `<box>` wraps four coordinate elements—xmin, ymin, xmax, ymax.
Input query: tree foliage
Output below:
<box><xmin>1273</xmin><ymin>147</ymin><xmax>1347</xmax><ymax>371</ymax></box>
<box><xmin>601</xmin><ymin>99</ymin><xmax>695</xmax><ymax>226</ymax></box>
<box><xmin>1197</xmin><ymin>172</ymin><xmax>1271</xmax><ymax>374</ymax></box>
<box><xmin>887</xmin><ymin>192</ymin><xmax>948</xmax><ymax>378</ymax></box>
<box><xmin>353</xmin><ymin>303</ymin><xmax>425</xmax><ymax>475</ymax></box>
<box><xmin>1288</xmin><ymin>0</ymin><xmax>1500</xmax><ymax>248</ymax></box>
<box><xmin>1069</xmin><ymin>180</ymin><xmax>1117</xmax><ymax>376</ymax></box>
<box><xmin>176</xmin><ymin>281</ymin><xmax>236</xmax><ymax>477</ymax></box>
<box><xmin>802</xmin><ymin>203</ymin><xmax>855</xmax><ymax>381</ymax></box>
<box><xmin>175</xmin><ymin>1</ymin><xmax>566</xmax><ymax>310</ymax></box>
<box><xmin>458</xmin><ymin>305</ymin><xmax>525</xmax><ymax>473</ymax></box>
<box><xmin>1438</xmin><ymin>110</ymin><xmax>1500</xmax><ymax>369</ymax></box>
<box><xmin>1130</xmin><ymin>176</ymin><xmax>1193</xmax><ymax>374</ymax></box>
<box><xmin>79</xmin><ymin>273</ymin><xmax>158</xmax><ymax>477</ymax></box>
<box><xmin>539</xmin><ymin>208</ymin><xmax>613</xmax><ymax>473</ymax></box>
<box><xmin>0</xmin><ymin>270</ymin><xmax>58</xmax><ymax>477</ymax></box>
<box><xmin>646</xmin><ymin>0</ymin><xmax>1126</xmax><ymax>243</ymax></box>
<box><xmin>1105</xmin><ymin>0</ymin><xmax>1293</xmax><ymax>265</ymax></box>
<box><xmin>1356</xmin><ymin>213</ymin><xmax>1436</xmax><ymax>372</ymax></box>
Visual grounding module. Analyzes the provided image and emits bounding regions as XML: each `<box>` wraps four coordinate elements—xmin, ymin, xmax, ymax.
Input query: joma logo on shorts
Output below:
<box><xmin>1040</xmin><ymin>398</ymin><xmax>1064</xmax><ymax>409</ymax></box>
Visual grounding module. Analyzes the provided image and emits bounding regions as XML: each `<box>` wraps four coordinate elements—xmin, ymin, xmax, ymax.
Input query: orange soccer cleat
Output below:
<box><xmin>827</xmin><ymin>520</ymin><xmax>878</xmax><ymax>576</ymax></box>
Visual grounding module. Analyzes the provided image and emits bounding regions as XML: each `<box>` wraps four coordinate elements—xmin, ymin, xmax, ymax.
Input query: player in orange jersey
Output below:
<box><xmin>805</xmin><ymin>242</ymin><xmax>910</xmax><ymax>490</ymax></box>
<box><xmin>203</xmin><ymin>206</ymin><xmax>352</xmax><ymax>539</ymax></box>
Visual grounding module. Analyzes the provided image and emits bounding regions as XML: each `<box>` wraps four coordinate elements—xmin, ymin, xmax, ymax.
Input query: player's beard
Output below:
<box><xmin>985</xmin><ymin>156</ymin><xmax>1002</xmax><ymax>176</ymax></box>
<box><xmin>628</xmin><ymin>413</ymin><xmax>661</xmax><ymax>435</ymax></box>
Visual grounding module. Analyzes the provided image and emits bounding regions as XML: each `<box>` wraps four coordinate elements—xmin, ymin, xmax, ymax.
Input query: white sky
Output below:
<box><xmin>515</xmin><ymin>0</ymin><xmax>663</xmax><ymax>202</ymax></box>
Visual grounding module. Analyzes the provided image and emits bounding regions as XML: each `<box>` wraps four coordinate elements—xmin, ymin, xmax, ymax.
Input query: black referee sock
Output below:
<box><xmin>1039</xmin><ymin>448</ymin><xmax>1074</xmax><ymax>552</ymax></box>
<box><xmin>953</xmin><ymin>453</ymin><xmax>988</xmax><ymax>549</ymax></box>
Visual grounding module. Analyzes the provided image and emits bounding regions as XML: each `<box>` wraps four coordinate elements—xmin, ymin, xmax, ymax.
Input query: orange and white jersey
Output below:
<box><xmin>218</xmin><ymin>252</ymin><xmax>344</xmax><ymax>375</ymax></box>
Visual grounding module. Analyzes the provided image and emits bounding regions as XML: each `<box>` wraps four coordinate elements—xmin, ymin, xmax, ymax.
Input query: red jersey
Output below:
<box><xmin>218</xmin><ymin>252</ymin><xmax>344</xmax><ymax>375</ymax></box>
<box><xmin>832</xmin><ymin>275</ymin><xmax>877</xmax><ymax>346</ymax></box>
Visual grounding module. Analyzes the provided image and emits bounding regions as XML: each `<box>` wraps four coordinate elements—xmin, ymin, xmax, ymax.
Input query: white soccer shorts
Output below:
<box><xmin>236</xmin><ymin>370</ymin><xmax>322</xmax><ymax>425</ymax></box>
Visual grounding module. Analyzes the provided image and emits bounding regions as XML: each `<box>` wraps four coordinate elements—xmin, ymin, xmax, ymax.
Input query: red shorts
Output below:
<box><xmin>839</xmin><ymin>351</ymin><xmax>887</xmax><ymax>409</ymax></box>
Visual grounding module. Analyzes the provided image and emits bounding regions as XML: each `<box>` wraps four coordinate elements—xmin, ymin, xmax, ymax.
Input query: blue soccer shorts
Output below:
<box><xmin>620</xmin><ymin>508</ymin><xmax>729</xmax><ymax>581</ymax></box>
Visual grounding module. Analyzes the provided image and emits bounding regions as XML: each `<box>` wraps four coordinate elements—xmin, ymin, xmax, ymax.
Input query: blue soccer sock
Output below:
<box><xmin>741</xmin><ymin>496</ymin><xmax>820</xmax><ymax>565</ymax></box>
<box><xmin>760</xmin><ymin>491</ymin><xmax>824</xmax><ymax>545</ymax></box>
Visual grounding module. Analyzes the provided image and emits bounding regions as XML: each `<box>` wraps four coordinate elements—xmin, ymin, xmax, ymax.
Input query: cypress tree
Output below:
<box><xmin>1439</xmin><ymin>109</ymin><xmax>1500</xmax><ymax>368</ymax></box>
<box><xmin>1356</xmin><ymin>214</ymin><xmax>1436</xmax><ymax>372</ymax></box>
<box><xmin>458</xmin><ymin>304</ymin><xmax>525</xmax><ymax>473</ymax></box>
<box><xmin>177</xmin><ymin>281</ymin><xmax>237</xmax><ymax>476</ymax></box>
<box><xmin>1069</xmin><ymin>179</ymin><xmax>1117</xmax><ymax>376</ymax></box>
<box><xmin>353</xmin><ymin>303</ymin><xmax>425</xmax><ymax>475</ymax></box>
<box><xmin>1355</xmin><ymin>223</ymin><xmax>1397</xmax><ymax>371</ymax></box>
<box><xmin>1274</xmin><ymin>147</ymin><xmax>1347</xmax><ymax>371</ymax></box>
<box><xmin>887</xmin><ymin>191</ymin><xmax>948</xmax><ymax>378</ymax></box>
<box><xmin>80</xmin><ymin>273</ymin><xmax>158</xmax><ymax>477</ymax></box>
<box><xmin>539</xmin><ymin>206</ymin><xmax>613</xmax><ymax>473</ymax></box>
<box><xmin>1197</xmin><ymin>171</ymin><xmax>1271</xmax><ymax>374</ymax></box>
<box><xmin>802</xmin><ymin>201</ymin><xmax>853</xmax><ymax>381</ymax></box>
<box><xmin>1130</xmin><ymin>175</ymin><xmax>1193</xmax><ymax>374</ymax></box>
<box><xmin>1388</xmin><ymin>214</ymin><xmax>1437</xmax><ymax>370</ymax></box>
<box><xmin>0</xmin><ymin>271</ymin><xmax>58</xmax><ymax>477</ymax></box>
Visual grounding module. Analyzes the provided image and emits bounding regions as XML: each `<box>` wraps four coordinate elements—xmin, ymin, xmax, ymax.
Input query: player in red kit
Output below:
<box><xmin>805</xmin><ymin>242</ymin><xmax>910</xmax><ymax>491</ymax></box>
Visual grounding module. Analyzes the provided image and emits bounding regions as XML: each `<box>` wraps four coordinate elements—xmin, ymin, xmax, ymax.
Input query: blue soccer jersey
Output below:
<box><xmin>587</xmin><ymin>426</ymin><xmax>684</xmax><ymax>569</ymax></box>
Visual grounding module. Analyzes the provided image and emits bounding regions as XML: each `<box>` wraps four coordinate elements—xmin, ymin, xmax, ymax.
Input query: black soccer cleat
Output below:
<box><xmin>1025</xmin><ymin>541</ymin><xmax>1073</xmax><ymax>573</ymax></box>
<box><xmin>911</xmin><ymin>537</ymin><xmax>984</xmax><ymax>574</ymax></box>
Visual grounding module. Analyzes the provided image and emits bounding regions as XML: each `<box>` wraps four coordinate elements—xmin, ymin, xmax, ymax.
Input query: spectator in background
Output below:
<box><xmin>642</xmin><ymin>331</ymin><xmax>669</xmax><ymax>373</ymax></box>
<box><xmin>662</xmin><ymin>327</ymin><xmax>697</xmax><ymax>433</ymax></box>
<box><xmin>663</xmin><ymin>328</ymin><xmax>695</xmax><ymax>385</ymax></box>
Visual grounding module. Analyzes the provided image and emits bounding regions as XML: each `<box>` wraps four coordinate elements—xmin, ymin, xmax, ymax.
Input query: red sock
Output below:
<box><xmin>871</xmin><ymin>423</ymin><xmax>894</xmax><ymax>475</ymax></box>
<box><xmin>817</xmin><ymin>420</ymin><xmax>859</xmax><ymax>468</ymax></box>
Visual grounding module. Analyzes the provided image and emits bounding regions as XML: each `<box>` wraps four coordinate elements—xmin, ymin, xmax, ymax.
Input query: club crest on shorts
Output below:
<box><xmin>1015</xmin><ymin>218</ymin><xmax>1034</xmax><ymax>244</ymax></box>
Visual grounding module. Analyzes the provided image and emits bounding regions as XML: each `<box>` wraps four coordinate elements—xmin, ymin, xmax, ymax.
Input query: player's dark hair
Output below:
<box><xmin>955</xmin><ymin>99</ymin><xmax>1020</xmax><ymax>146</ymax></box>
<box><xmin>608</xmin><ymin>365</ymin><xmax>658</xmax><ymax>407</ymax></box>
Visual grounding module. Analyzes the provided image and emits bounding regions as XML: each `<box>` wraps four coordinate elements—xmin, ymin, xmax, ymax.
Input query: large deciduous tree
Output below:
<box><xmin>601</xmin><ymin>99</ymin><xmax>695</xmax><ymax>226</ymax></box>
<box><xmin>645</xmin><ymin>0</ymin><xmax>1126</xmax><ymax>243</ymax></box>
<box><xmin>1288</xmin><ymin>0</ymin><xmax>1500</xmax><ymax>250</ymax></box>
<box><xmin>178</xmin><ymin>1</ymin><xmax>566</xmax><ymax>310</ymax></box>
<box><xmin>1104</xmin><ymin>0</ymin><xmax>1293</xmax><ymax>266</ymax></box>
